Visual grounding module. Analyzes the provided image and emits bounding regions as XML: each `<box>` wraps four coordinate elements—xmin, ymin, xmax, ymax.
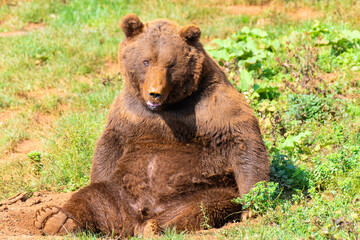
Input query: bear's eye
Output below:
<box><xmin>143</xmin><ymin>60</ymin><xmax>150</xmax><ymax>66</ymax></box>
<box><xmin>167</xmin><ymin>62</ymin><xmax>175</xmax><ymax>69</ymax></box>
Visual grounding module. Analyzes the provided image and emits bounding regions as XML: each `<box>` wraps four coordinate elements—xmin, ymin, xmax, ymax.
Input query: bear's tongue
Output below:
<box><xmin>147</xmin><ymin>101</ymin><xmax>161</xmax><ymax>110</ymax></box>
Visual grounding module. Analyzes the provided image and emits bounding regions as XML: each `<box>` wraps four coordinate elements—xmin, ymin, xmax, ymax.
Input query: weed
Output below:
<box><xmin>310</xmin><ymin>148</ymin><xmax>359</xmax><ymax>191</ymax></box>
<box><xmin>285</xmin><ymin>94</ymin><xmax>345</xmax><ymax>123</ymax></box>
<box><xmin>310</xmin><ymin>216</ymin><xmax>359</xmax><ymax>239</ymax></box>
<box><xmin>270</xmin><ymin>154</ymin><xmax>309</xmax><ymax>195</ymax></box>
<box><xmin>27</xmin><ymin>151</ymin><xmax>43</xmax><ymax>175</ymax></box>
<box><xmin>200</xmin><ymin>202</ymin><xmax>212</xmax><ymax>230</ymax></box>
<box><xmin>279</xmin><ymin>44</ymin><xmax>328</xmax><ymax>96</ymax></box>
<box><xmin>232</xmin><ymin>181</ymin><xmax>280</xmax><ymax>215</ymax></box>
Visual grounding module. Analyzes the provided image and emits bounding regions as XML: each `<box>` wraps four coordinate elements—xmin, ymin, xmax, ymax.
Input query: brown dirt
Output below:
<box><xmin>320</xmin><ymin>72</ymin><xmax>340</xmax><ymax>83</ymax></box>
<box><xmin>103</xmin><ymin>61</ymin><xmax>119</xmax><ymax>75</ymax></box>
<box><xmin>0</xmin><ymin>138</ymin><xmax>42</xmax><ymax>163</ymax></box>
<box><xmin>76</xmin><ymin>61</ymin><xmax>120</xmax><ymax>86</ymax></box>
<box><xmin>31</xmin><ymin>112</ymin><xmax>56</xmax><ymax>126</ymax></box>
<box><xmin>0</xmin><ymin>191</ymin><xmax>72</xmax><ymax>239</ymax></box>
<box><xmin>78</xmin><ymin>75</ymin><xmax>94</xmax><ymax>86</ymax></box>
<box><xmin>224</xmin><ymin>4</ymin><xmax>265</xmax><ymax>16</ymax></box>
<box><xmin>0</xmin><ymin>110</ymin><xmax>19</xmax><ymax>124</ymax></box>
<box><xmin>26</xmin><ymin>88</ymin><xmax>66</xmax><ymax>101</ymax></box>
<box><xmin>98</xmin><ymin>61</ymin><xmax>121</xmax><ymax>86</ymax></box>
<box><xmin>15</xmin><ymin>139</ymin><xmax>41</xmax><ymax>155</ymax></box>
<box><xmin>222</xmin><ymin>3</ymin><xmax>323</xmax><ymax>22</ymax></box>
<box><xmin>290</xmin><ymin>7</ymin><xmax>323</xmax><ymax>21</ymax></box>
<box><xmin>0</xmin><ymin>23</ymin><xmax>45</xmax><ymax>37</ymax></box>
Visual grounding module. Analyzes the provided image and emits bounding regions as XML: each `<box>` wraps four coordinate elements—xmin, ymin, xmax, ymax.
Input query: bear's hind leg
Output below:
<box><xmin>34</xmin><ymin>182</ymin><xmax>137</xmax><ymax>237</ymax></box>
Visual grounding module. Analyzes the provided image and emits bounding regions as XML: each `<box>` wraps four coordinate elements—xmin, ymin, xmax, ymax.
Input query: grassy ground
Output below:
<box><xmin>0</xmin><ymin>0</ymin><xmax>359</xmax><ymax>239</ymax></box>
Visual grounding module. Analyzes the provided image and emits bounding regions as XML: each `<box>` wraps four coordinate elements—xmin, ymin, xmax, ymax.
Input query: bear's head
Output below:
<box><xmin>118</xmin><ymin>14</ymin><xmax>205</xmax><ymax>111</ymax></box>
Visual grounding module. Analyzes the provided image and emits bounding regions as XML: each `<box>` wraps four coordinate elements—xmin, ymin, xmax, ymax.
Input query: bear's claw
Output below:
<box><xmin>34</xmin><ymin>206</ymin><xmax>78</xmax><ymax>235</ymax></box>
<box><xmin>143</xmin><ymin>219</ymin><xmax>161</xmax><ymax>238</ymax></box>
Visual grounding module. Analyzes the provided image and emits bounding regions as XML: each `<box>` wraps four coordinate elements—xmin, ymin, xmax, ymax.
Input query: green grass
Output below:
<box><xmin>1</xmin><ymin>0</ymin><xmax>360</xmax><ymax>239</ymax></box>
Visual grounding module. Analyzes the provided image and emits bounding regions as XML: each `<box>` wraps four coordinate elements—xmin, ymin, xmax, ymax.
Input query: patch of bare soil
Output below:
<box><xmin>0</xmin><ymin>191</ymin><xmax>72</xmax><ymax>239</ymax></box>
<box><xmin>15</xmin><ymin>139</ymin><xmax>41</xmax><ymax>155</ymax></box>
<box><xmin>222</xmin><ymin>3</ymin><xmax>323</xmax><ymax>22</ymax></box>
<box><xmin>76</xmin><ymin>61</ymin><xmax>120</xmax><ymax>86</ymax></box>
<box><xmin>26</xmin><ymin>88</ymin><xmax>66</xmax><ymax>101</ymax></box>
<box><xmin>78</xmin><ymin>75</ymin><xmax>94</xmax><ymax>86</ymax></box>
<box><xmin>0</xmin><ymin>23</ymin><xmax>45</xmax><ymax>37</ymax></box>
<box><xmin>320</xmin><ymin>72</ymin><xmax>339</xmax><ymax>83</ymax></box>
<box><xmin>0</xmin><ymin>139</ymin><xmax>42</xmax><ymax>163</ymax></box>
<box><xmin>0</xmin><ymin>110</ymin><xmax>19</xmax><ymax>125</ymax></box>
<box><xmin>224</xmin><ymin>4</ymin><xmax>265</xmax><ymax>16</ymax></box>
<box><xmin>290</xmin><ymin>7</ymin><xmax>323</xmax><ymax>21</ymax></box>
<box><xmin>99</xmin><ymin>61</ymin><xmax>121</xmax><ymax>86</ymax></box>
<box><xmin>0</xmin><ymin>108</ymin><xmax>55</xmax><ymax>163</ymax></box>
<box><xmin>31</xmin><ymin>112</ymin><xmax>56</xmax><ymax>127</ymax></box>
<box><xmin>103</xmin><ymin>61</ymin><xmax>119</xmax><ymax>75</ymax></box>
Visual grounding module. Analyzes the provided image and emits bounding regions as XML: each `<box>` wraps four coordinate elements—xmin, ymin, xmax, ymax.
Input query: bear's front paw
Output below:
<box><xmin>134</xmin><ymin>219</ymin><xmax>162</xmax><ymax>238</ymax></box>
<box><xmin>143</xmin><ymin>219</ymin><xmax>162</xmax><ymax>238</ymax></box>
<box><xmin>34</xmin><ymin>206</ymin><xmax>79</xmax><ymax>235</ymax></box>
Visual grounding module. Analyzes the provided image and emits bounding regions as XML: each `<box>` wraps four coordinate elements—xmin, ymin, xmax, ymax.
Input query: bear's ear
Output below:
<box><xmin>120</xmin><ymin>13</ymin><xmax>144</xmax><ymax>38</ymax></box>
<box><xmin>180</xmin><ymin>25</ymin><xmax>201</xmax><ymax>43</ymax></box>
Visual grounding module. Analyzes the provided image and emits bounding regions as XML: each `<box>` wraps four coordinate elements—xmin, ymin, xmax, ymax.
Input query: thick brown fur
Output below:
<box><xmin>35</xmin><ymin>14</ymin><xmax>269</xmax><ymax>238</ymax></box>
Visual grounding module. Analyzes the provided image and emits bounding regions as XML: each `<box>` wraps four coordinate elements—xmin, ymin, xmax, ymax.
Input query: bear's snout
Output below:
<box><xmin>143</xmin><ymin>68</ymin><xmax>171</xmax><ymax>110</ymax></box>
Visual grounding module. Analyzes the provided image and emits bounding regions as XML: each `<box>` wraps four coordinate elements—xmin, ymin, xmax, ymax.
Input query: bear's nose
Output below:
<box><xmin>149</xmin><ymin>92</ymin><xmax>161</xmax><ymax>99</ymax></box>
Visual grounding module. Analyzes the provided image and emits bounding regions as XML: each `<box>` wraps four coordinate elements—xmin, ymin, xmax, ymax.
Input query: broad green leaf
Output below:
<box><xmin>241</xmin><ymin>26</ymin><xmax>250</xmax><ymax>34</ymax></box>
<box><xmin>245</xmin><ymin>38</ymin><xmax>257</xmax><ymax>52</ymax></box>
<box><xmin>209</xmin><ymin>49</ymin><xmax>233</xmax><ymax>62</ymax></box>
<box><xmin>233</xmin><ymin>48</ymin><xmax>245</xmax><ymax>58</ymax></box>
<box><xmin>280</xmin><ymin>131</ymin><xmax>311</xmax><ymax>150</ymax></box>
<box><xmin>238</xmin><ymin>60</ymin><xmax>245</xmax><ymax>68</ymax></box>
<box><xmin>270</xmin><ymin>39</ymin><xmax>280</xmax><ymax>51</ymax></box>
<box><xmin>211</xmin><ymin>38</ymin><xmax>225</xmax><ymax>47</ymax></box>
<box><xmin>244</xmin><ymin>56</ymin><xmax>259</xmax><ymax>65</ymax></box>
<box><xmin>240</xmin><ymin>69</ymin><xmax>254</xmax><ymax>92</ymax></box>
<box><xmin>251</xmin><ymin>28</ymin><xmax>268</xmax><ymax>38</ymax></box>
<box><xmin>212</xmin><ymin>38</ymin><xmax>233</xmax><ymax>48</ymax></box>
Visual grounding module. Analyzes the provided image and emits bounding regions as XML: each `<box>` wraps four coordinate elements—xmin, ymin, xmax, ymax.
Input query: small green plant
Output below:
<box><xmin>200</xmin><ymin>202</ymin><xmax>212</xmax><ymax>230</ymax></box>
<box><xmin>270</xmin><ymin>154</ymin><xmax>310</xmax><ymax>194</ymax></box>
<box><xmin>27</xmin><ymin>151</ymin><xmax>43</xmax><ymax>175</ymax></box>
<box><xmin>279</xmin><ymin>44</ymin><xmax>328</xmax><ymax>96</ymax></box>
<box><xmin>309</xmin><ymin>21</ymin><xmax>330</xmax><ymax>39</ymax></box>
<box><xmin>280</xmin><ymin>131</ymin><xmax>311</xmax><ymax>152</ymax></box>
<box><xmin>232</xmin><ymin>181</ymin><xmax>280</xmax><ymax>215</ymax></box>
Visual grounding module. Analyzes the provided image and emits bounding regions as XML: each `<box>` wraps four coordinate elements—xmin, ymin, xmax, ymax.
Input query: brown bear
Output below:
<box><xmin>34</xmin><ymin>14</ymin><xmax>269</xmax><ymax>238</ymax></box>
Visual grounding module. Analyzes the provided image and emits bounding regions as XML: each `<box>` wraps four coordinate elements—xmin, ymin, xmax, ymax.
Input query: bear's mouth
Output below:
<box><xmin>147</xmin><ymin>101</ymin><xmax>162</xmax><ymax>110</ymax></box>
